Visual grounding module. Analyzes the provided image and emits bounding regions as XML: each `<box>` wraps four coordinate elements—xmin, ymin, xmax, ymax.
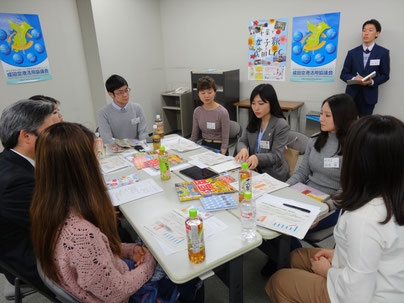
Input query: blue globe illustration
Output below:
<box><xmin>293</xmin><ymin>45</ymin><xmax>302</xmax><ymax>55</ymax></box>
<box><xmin>301</xmin><ymin>53</ymin><xmax>311</xmax><ymax>64</ymax></box>
<box><xmin>326</xmin><ymin>43</ymin><xmax>336</xmax><ymax>54</ymax></box>
<box><xmin>315</xmin><ymin>53</ymin><xmax>325</xmax><ymax>64</ymax></box>
<box><xmin>293</xmin><ymin>31</ymin><xmax>303</xmax><ymax>42</ymax></box>
<box><xmin>34</xmin><ymin>43</ymin><xmax>44</xmax><ymax>53</ymax></box>
<box><xmin>31</xmin><ymin>29</ymin><xmax>42</xmax><ymax>40</ymax></box>
<box><xmin>27</xmin><ymin>52</ymin><xmax>37</xmax><ymax>63</ymax></box>
<box><xmin>0</xmin><ymin>29</ymin><xmax>7</xmax><ymax>41</ymax></box>
<box><xmin>13</xmin><ymin>53</ymin><xmax>24</xmax><ymax>64</ymax></box>
<box><xmin>0</xmin><ymin>44</ymin><xmax>11</xmax><ymax>55</ymax></box>
<box><xmin>326</xmin><ymin>28</ymin><xmax>337</xmax><ymax>40</ymax></box>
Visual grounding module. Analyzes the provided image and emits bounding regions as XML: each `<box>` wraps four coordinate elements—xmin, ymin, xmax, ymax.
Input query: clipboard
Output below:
<box><xmin>347</xmin><ymin>71</ymin><xmax>376</xmax><ymax>85</ymax></box>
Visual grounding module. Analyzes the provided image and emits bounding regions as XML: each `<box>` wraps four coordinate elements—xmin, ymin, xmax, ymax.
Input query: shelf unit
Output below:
<box><xmin>161</xmin><ymin>91</ymin><xmax>193</xmax><ymax>137</ymax></box>
<box><xmin>191</xmin><ymin>69</ymin><xmax>240</xmax><ymax>121</ymax></box>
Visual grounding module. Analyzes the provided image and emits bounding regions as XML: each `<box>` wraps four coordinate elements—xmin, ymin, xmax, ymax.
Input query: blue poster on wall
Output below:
<box><xmin>0</xmin><ymin>13</ymin><xmax>52</xmax><ymax>84</ymax></box>
<box><xmin>291</xmin><ymin>12</ymin><xmax>340</xmax><ymax>82</ymax></box>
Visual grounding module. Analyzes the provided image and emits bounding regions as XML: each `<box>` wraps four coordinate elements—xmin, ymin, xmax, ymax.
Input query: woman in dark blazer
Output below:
<box><xmin>235</xmin><ymin>84</ymin><xmax>289</xmax><ymax>181</ymax></box>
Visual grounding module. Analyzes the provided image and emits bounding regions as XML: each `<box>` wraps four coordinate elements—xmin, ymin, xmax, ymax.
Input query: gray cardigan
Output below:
<box><xmin>236</xmin><ymin>116</ymin><xmax>289</xmax><ymax>181</ymax></box>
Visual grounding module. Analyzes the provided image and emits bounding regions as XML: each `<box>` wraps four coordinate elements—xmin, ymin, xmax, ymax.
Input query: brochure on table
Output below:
<box><xmin>256</xmin><ymin>194</ymin><xmax>321</xmax><ymax>239</ymax></box>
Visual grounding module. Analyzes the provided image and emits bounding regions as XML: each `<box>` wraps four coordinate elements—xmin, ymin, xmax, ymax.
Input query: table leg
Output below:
<box><xmin>214</xmin><ymin>256</ymin><xmax>243</xmax><ymax>303</ymax></box>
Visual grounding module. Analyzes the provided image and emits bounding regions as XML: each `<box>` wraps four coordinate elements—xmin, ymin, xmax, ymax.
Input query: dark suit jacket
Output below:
<box><xmin>0</xmin><ymin>149</ymin><xmax>47</xmax><ymax>291</ymax></box>
<box><xmin>236</xmin><ymin>116</ymin><xmax>290</xmax><ymax>181</ymax></box>
<box><xmin>340</xmin><ymin>44</ymin><xmax>390</xmax><ymax>105</ymax></box>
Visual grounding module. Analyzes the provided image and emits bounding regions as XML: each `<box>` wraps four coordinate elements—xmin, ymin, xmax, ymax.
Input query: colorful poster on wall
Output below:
<box><xmin>248</xmin><ymin>18</ymin><xmax>288</xmax><ymax>81</ymax></box>
<box><xmin>0</xmin><ymin>13</ymin><xmax>51</xmax><ymax>84</ymax></box>
<box><xmin>291</xmin><ymin>12</ymin><xmax>340</xmax><ymax>82</ymax></box>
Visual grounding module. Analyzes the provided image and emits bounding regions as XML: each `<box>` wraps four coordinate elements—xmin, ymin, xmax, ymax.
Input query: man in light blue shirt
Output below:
<box><xmin>98</xmin><ymin>74</ymin><xmax>148</xmax><ymax>144</ymax></box>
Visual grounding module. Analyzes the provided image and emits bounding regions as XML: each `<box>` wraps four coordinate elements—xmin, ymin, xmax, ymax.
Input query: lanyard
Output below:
<box><xmin>255</xmin><ymin>123</ymin><xmax>268</xmax><ymax>154</ymax></box>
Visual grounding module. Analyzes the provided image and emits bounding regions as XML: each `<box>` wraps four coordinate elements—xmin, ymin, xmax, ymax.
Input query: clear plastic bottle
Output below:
<box><xmin>185</xmin><ymin>208</ymin><xmax>205</xmax><ymax>264</ymax></box>
<box><xmin>152</xmin><ymin>124</ymin><xmax>161</xmax><ymax>151</ymax></box>
<box><xmin>158</xmin><ymin>146</ymin><xmax>170</xmax><ymax>180</ymax></box>
<box><xmin>239</xmin><ymin>162</ymin><xmax>252</xmax><ymax>202</ymax></box>
<box><xmin>240</xmin><ymin>191</ymin><xmax>256</xmax><ymax>240</ymax></box>
<box><xmin>155</xmin><ymin>114</ymin><xmax>164</xmax><ymax>139</ymax></box>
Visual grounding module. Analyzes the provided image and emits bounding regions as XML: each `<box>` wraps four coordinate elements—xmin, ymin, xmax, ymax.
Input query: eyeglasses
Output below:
<box><xmin>114</xmin><ymin>88</ymin><xmax>131</xmax><ymax>96</ymax></box>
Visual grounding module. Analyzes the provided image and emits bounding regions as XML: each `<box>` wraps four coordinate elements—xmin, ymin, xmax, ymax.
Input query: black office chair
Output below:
<box><xmin>0</xmin><ymin>256</ymin><xmax>57</xmax><ymax>303</ymax></box>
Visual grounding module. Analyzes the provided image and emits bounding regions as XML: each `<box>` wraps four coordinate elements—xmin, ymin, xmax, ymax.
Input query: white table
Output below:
<box><xmin>106</xmin><ymin>139</ymin><xmax>262</xmax><ymax>303</ymax></box>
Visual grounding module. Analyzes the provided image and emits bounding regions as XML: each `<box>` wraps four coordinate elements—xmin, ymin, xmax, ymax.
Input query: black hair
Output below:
<box><xmin>314</xmin><ymin>94</ymin><xmax>357</xmax><ymax>155</ymax></box>
<box><xmin>335</xmin><ymin>115</ymin><xmax>404</xmax><ymax>225</ymax></box>
<box><xmin>197</xmin><ymin>76</ymin><xmax>216</xmax><ymax>92</ymax></box>
<box><xmin>246</xmin><ymin>84</ymin><xmax>285</xmax><ymax>133</ymax></box>
<box><xmin>105</xmin><ymin>74</ymin><xmax>128</xmax><ymax>93</ymax></box>
<box><xmin>362</xmin><ymin>19</ymin><xmax>382</xmax><ymax>33</ymax></box>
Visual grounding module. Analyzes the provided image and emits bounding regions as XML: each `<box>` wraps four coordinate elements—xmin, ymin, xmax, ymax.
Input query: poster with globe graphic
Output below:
<box><xmin>0</xmin><ymin>13</ymin><xmax>51</xmax><ymax>84</ymax></box>
<box><xmin>291</xmin><ymin>12</ymin><xmax>340</xmax><ymax>82</ymax></box>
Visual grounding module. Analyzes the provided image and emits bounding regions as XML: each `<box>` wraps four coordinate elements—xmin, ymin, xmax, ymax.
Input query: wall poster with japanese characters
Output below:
<box><xmin>248</xmin><ymin>18</ymin><xmax>288</xmax><ymax>81</ymax></box>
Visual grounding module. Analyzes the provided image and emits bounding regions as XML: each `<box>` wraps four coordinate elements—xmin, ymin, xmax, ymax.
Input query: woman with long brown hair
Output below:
<box><xmin>31</xmin><ymin>123</ymin><xmax>157</xmax><ymax>302</ymax></box>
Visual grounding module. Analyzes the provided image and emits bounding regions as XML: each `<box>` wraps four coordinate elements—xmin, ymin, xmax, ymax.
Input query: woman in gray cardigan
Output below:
<box><xmin>235</xmin><ymin>84</ymin><xmax>289</xmax><ymax>181</ymax></box>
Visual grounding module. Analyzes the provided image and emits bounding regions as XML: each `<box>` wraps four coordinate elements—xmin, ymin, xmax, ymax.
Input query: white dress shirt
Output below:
<box><xmin>327</xmin><ymin>197</ymin><xmax>404</xmax><ymax>302</ymax></box>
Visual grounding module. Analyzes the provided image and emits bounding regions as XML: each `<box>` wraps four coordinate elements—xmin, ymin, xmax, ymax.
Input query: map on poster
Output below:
<box><xmin>291</xmin><ymin>12</ymin><xmax>340</xmax><ymax>82</ymax></box>
<box><xmin>0</xmin><ymin>13</ymin><xmax>51</xmax><ymax>84</ymax></box>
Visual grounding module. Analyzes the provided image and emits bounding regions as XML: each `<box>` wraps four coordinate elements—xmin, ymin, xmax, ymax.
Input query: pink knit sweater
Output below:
<box><xmin>53</xmin><ymin>213</ymin><xmax>156</xmax><ymax>303</ymax></box>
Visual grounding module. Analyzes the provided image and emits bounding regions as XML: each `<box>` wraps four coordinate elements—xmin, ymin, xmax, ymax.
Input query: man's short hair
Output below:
<box><xmin>0</xmin><ymin>99</ymin><xmax>54</xmax><ymax>149</ymax></box>
<box><xmin>363</xmin><ymin>19</ymin><xmax>382</xmax><ymax>33</ymax></box>
<box><xmin>29</xmin><ymin>95</ymin><xmax>60</xmax><ymax>106</ymax></box>
<box><xmin>105</xmin><ymin>75</ymin><xmax>128</xmax><ymax>93</ymax></box>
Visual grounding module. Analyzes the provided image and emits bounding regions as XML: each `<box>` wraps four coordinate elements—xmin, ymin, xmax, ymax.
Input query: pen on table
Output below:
<box><xmin>283</xmin><ymin>203</ymin><xmax>311</xmax><ymax>213</ymax></box>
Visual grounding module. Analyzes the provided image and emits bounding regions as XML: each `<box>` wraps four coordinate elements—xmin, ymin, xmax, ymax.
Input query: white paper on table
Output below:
<box><xmin>143</xmin><ymin>167</ymin><xmax>161</xmax><ymax>176</ymax></box>
<box><xmin>164</xmin><ymin>137</ymin><xmax>201</xmax><ymax>152</ymax></box>
<box><xmin>108</xmin><ymin>178</ymin><xmax>163</xmax><ymax>206</ymax></box>
<box><xmin>160</xmin><ymin>137</ymin><xmax>180</xmax><ymax>151</ymax></box>
<box><xmin>251</xmin><ymin>173</ymin><xmax>289</xmax><ymax>198</ymax></box>
<box><xmin>189</xmin><ymin>160</ymin><xmax>208</xmax><ymax>169</ymax></box>
<box><xmin>255</xmin><ymin>194</ymin><xmax>321</xmax><ymax>239</ymax></box>
<box><xmin>100</xmin><ymin>155</ymin><xmax>131</xmax><ymax>174</ymax></box>
<box><xmin>190</xmin><ymin>151</ymin><xmax>231</xmax><ymax>166</ymax></box>
<box><xmin>170</xmin><ymin>163</ymin><xmax>190</xmax><ymax>171</ymax></box>
<box><xmin>209</xmin><ymin>160</ymin><xmax>241</xmax><ymax>173</ymax></box>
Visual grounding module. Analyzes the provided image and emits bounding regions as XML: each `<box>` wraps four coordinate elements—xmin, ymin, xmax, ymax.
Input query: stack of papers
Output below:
<box><xmin>100</xmin><ymin>155</ymin><xmax>131</xmax><ymax>174</ymax></box>
<box><xmin>200</xmin><ymin>194</ymin><xmax>237</xmax><ymax>211</ymax></box>
<box><xmin>190</xmin><ymin>151</ymin><xmax>231</xmax><ymax>166</ymax></box>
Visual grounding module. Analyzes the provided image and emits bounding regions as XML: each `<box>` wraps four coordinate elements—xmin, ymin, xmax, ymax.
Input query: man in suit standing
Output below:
<box><xmin>0</xmin><ymin>99</ymin><xmax>58</xmax><ymax>294</ymax></box>
<box><xmin>340</xmin><ymin>19</ymin><xmax>390</xmax><ymax>116</ymax></box>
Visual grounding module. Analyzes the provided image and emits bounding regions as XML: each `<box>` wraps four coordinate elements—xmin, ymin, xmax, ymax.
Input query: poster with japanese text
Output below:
<box><xmin>291</xmin><ymin>12</ymin><xmax>340</xmax><ymax>82</ymax></box>
<box><xmin>248</xmin><ymin>18</ymin><xmax>288</xmax><ymax>81</ymax></box>
<box><xmin>0</xmin><ymin>13</ymin><xmax>51</xmax><ymax>84</ymax></box>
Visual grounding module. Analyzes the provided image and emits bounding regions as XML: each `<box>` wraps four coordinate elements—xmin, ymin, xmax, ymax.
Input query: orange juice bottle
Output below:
<box><xmin>185</xmin><ymin>209</ymin><xmax>205</xmax><ymax>264</ymax></box>
<box><xmin>239</xmin><ymin>162</ymin><xmax>252</xmax><ymax>202</ymax></box>
<box><xmin>152</xmin><ymin>125</ymin><xmax>161</xmax><ymax>151</ymax></box>
<box><xmin>158</xmin><ymin>146</ymin><xmax>170</xmax><ymax>180</ymax></box>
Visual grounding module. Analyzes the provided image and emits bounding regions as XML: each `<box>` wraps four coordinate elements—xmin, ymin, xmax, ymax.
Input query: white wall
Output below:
<box><xmin>89</xmin><ymin>0</ymin><xmax>166</xmax><ymax>133</ymax></box>
<box><xmin>0</xmin><ymin>0</ymin><xmax>96</xmax><ymax>129</ymax></box>
<box><xmin>159</xmin><ymin>0</ymin><xmax>404</xmax><ymax>130</ymax></box>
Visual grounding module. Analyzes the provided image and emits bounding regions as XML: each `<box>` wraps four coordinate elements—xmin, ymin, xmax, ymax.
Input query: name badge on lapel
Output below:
<box><xmin>324</xmin><ymin>158</ymin><xmax>339</xmax><ymax>168</ymax></box>
<box><xmin>207</xmin><ymin>122</ymin><xmax>216</xmax><ymax>130</ymax></box>
<box><xmin>259</xmin><ymin>140</ymin><xmax>270</xmax><ymax>150</ymax></box>
<box><xmin>131</xmin><ymin>117</ymin><xmax>140</xmax><ymax>125</ymax></box>
<box><xmin>370</xmin><ymin>59</ymin><xmax>380</xmax><ymax>66</ymax></box>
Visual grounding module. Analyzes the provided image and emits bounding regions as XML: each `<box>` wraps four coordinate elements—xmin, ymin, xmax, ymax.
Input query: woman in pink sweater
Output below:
<box><xmin>30</xmin><ymin>123</ymin><xmax>188</xmax><ymax>302</ymax></box>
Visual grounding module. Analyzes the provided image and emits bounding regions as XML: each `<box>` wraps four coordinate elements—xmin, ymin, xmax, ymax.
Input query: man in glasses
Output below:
<box><xmin>98</xmin><ymin>74</ymin><xmax>148</xmax><ymax>144</ymax></box>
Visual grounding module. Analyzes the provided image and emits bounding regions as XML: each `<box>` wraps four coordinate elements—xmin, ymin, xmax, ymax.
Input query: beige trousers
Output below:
<box><xmin>265</xmin><ymin>248</ymin><xmax>331</xmax><ymax>303</ymax></box>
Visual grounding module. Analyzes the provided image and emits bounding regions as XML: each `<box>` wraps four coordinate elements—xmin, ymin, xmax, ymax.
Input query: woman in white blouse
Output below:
<box><xmin>266</xmin><ymin>115</ymin><xmax>404</xmax><ymax>303</ymax></box>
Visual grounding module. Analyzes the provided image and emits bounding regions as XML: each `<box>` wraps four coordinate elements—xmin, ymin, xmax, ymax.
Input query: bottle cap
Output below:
<box><xmin>189</xmin><ymin>208</ymin><xmax>197</xmax><ymax>218</ymax></box>
<box><xmin>160</xmin><ymin>146</ymin><xmax>165</xmax><ymax>151</ymax></box>
<box><xmin>242</xmin><ymin>162</ymin><xmax>248</xmax><ymax>169</ymax></box>
<box><xmin>156</xmin><ymin>114</ymin><xmax>160</xmax><ymax>119</ymax></box>
<box><xmin>244</xmin><ymin>191</ymin><xmax>252</xmax><ymax>199</ymax></box>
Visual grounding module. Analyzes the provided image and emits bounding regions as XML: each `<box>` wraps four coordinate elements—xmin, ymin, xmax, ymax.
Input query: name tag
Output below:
<box><xmin>207</xmin><ymin>122</ymin><xmax>216</xmax><ymax>130</ymax></box>
<box><xmin>370</xmin><ymin>59</ymin><xmax>380</xmax><ymax>66</ymax></box>
<box><xmin>324</xmin><ymin>158</ymin><xmax>339</xmax><ymax>168</ymax></box>
<box><xmin>131</xmin><ymin>117</ymin><xmax>140</xmax><ymax>125</ymax></box>
<box><xmin>259</xmin><ymin>140</ymin><xmax>270</xmax><ymax>149</ymax></box>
